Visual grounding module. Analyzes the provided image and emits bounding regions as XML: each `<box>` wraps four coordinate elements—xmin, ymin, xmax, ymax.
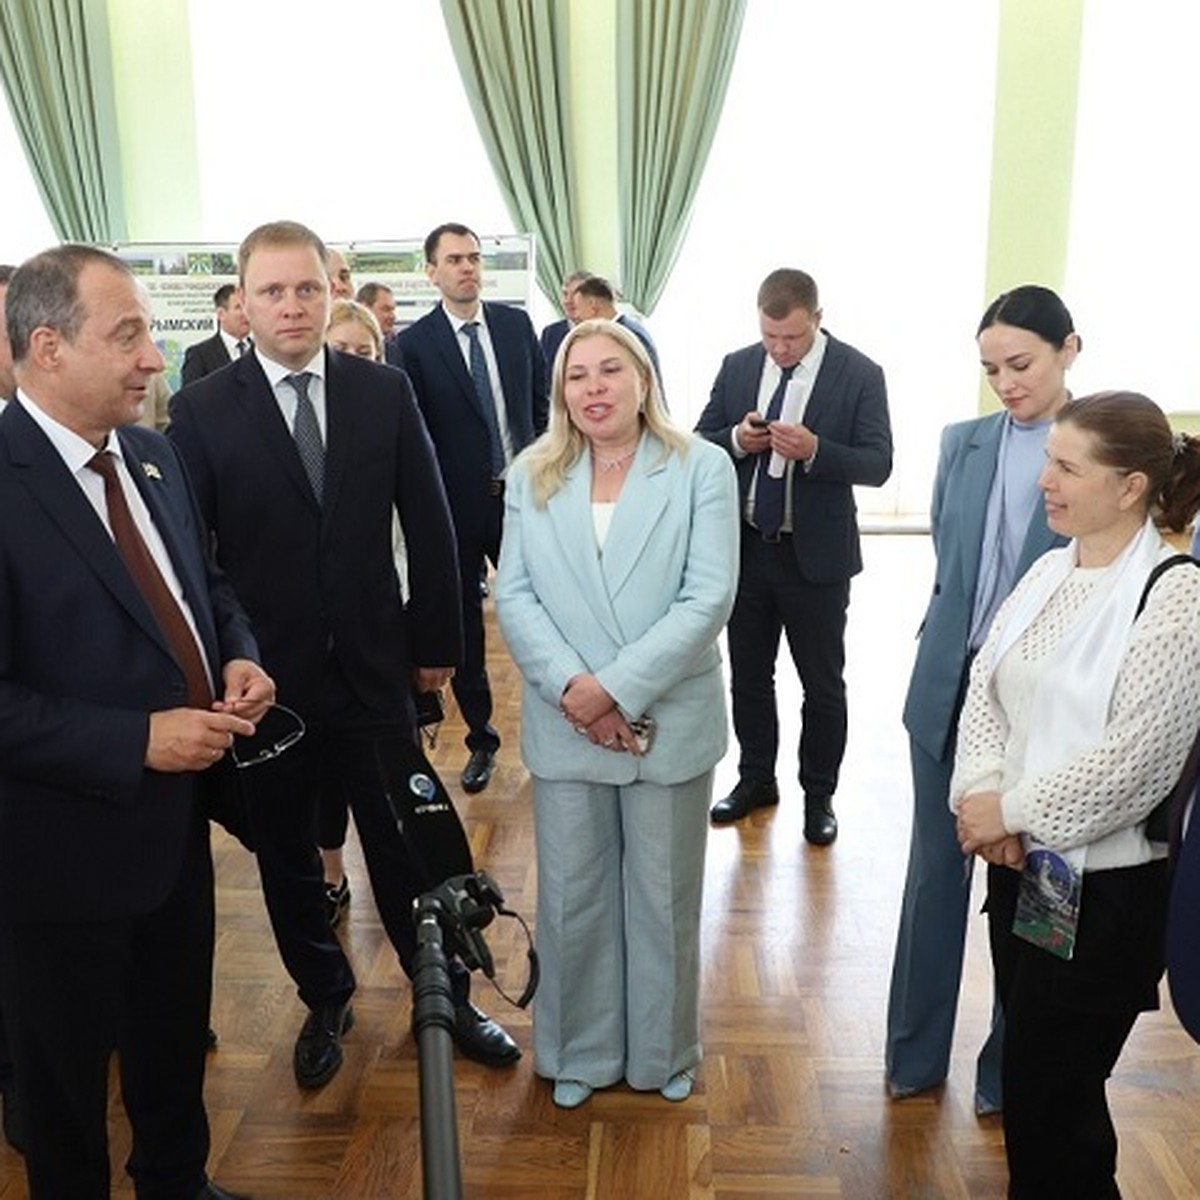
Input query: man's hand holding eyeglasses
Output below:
<box><xmin>215</xmin><ymin>658</ymin><xmax>276</xmax><ymax>723</ymax></box>
<box><xmin>145</xmin><ymin>708</ymin><xmax>258</xmax><ymax>773</ymax></box>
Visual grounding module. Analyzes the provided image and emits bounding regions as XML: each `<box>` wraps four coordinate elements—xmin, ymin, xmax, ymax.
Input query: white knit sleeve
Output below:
<box><xmin>1004</xmin><ymin>561</ymin><xmax>1200</xmax><ymax>848</ymax></box>
<box><xmin>949</xmin><ymin>555</ymin><xmax>1060</xmax><ymax>810</ymax></box>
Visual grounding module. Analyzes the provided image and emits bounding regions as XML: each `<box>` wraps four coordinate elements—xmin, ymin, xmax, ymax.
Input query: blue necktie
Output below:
<box><xmin>286</xmin><ymin>372</ymin><xmax>324</xmax><ymax>504</ymax></box>
<box><xmin>752</xmin><ymin>363</ymin><xmax>797</xmax><ymax>539</ymax></box>
<box><xmin>462</xmin><ymin>321</ymin><xmax>506</xmax><ymax>478</ymax></box>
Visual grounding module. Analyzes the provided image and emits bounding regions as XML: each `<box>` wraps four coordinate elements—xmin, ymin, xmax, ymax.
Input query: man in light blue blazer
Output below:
<box><xmin>496</xmin><ymin>318</ymin><xmax>738</xmax><ymax>1107</ymax></box>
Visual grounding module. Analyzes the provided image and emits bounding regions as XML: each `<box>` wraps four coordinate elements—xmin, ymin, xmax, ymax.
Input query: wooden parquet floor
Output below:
<box><xmin>2</xmin><ymin>535</ymin><xmax>1199</xmax><ymax>1198</ymax></box>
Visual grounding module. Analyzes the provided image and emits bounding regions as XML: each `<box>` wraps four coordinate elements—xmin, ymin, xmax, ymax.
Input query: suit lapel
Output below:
<box><xmin>237</xmin><ymin>353</ymin><xmax>322</xmax><ymax>514</ymax></box>
<box><xmin>802</xmin><ymin>335</ymin><xmax>847</xmax><ymax>431</ymax></box>
<box><xmin>957</xmin><ymin>416</ymin><xmax>1003</xmax><ymax>594</ymax></box>
<box><xmin>2</xmin><ymin>404</ymin><xmax>174</xmax><ymax>657</ymax></box>
<box><xmin>118</xmin><ymin>429</ymin><xmax>220</xmax><ymax>672</ymax></box>
<box><xmin>322</xmin><ymin>348</ymin><xmax>352</xmax><ymax>520</ymax></box>
<box><xmin>599</xmin><ymin>438</ymin><xmax>669</xmax><ymax>600</ymax></box>
<box><xmin>431</xmin><ymin>306</ymin><xmax>485</xmax><ymax>421</ymax></box>
<box><xmin>546</xmin><ymin>460</ymin><xmax>624</xmax><ymax>644</ymax></box>
<box><xmin>484</xmin><ymin>303</ymin><xmax>526</xmax><ymax>447</ymax></box>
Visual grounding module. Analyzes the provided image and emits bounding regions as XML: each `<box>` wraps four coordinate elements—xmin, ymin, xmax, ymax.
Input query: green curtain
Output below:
<box><xmin>441</xmin><ymin>0</ymin><xmax>583</xmax><ymax>309</ymax></box>
<box><xmin>616</xmin><ymin>0</ymin><xmax>745</xmax><ymax>315</ymax></box>
<box><xmin>0</xmin><ymin>0</ymin><xmax>126</xmax><ymax>243</ymax></box>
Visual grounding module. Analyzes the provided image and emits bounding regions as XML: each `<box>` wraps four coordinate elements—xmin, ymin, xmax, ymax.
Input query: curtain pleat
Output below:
<box><xmin>616</xmin><ymin>0</ymin><xmax>745</xmax><ymax>315</ymax></box>
<box><xmin>441</xmin><ymin>0</ymin><xmax>584</xmax><ymax>308</ymax></box>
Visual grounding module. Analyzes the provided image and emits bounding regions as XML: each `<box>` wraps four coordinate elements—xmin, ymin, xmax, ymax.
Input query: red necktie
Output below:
<box><xmin>87</xmin><ymin>450</ymin><xmax>214</xmax><ymax>709</ymax></box>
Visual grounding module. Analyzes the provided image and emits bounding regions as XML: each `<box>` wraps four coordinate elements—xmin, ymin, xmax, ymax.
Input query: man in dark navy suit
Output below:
<box><xmin>0</xmin><ymin>262</ymin><xmax>21</xmax><ymax>1157</ymax></box>
<box><xmin>170</xmin><ymin>221</ymin><xmax>520</xmax><ymax>1086</ymax></box>
<box><xmin>394</xmin><ymin>223</ymin><xmax>547</xmax><ymax>793</ymax></box>
<box><xmin>0</xmin><ymin>244</ymin><xmax>274</xmax><ymax>1200</ymax></box>
<box><xmin>538</xmin><ymin>268</ymin><xmax>591</xmax><ymax>389</ymax></box>
<box><xmin>180</xmin><ymin>284</ymin><xmax>252</xmax><ymax>386</ymax></box>
<box><xmin>696</xmin><ymin>269</ymin><xmax>892</xmax><ymax>846</ymax></box>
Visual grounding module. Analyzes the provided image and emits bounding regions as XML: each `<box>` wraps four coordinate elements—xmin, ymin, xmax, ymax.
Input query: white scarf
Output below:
<box><xmin>983</xmin><ymin>517</ymin><xmax>1164</xmax><ymax>859</ymax></box>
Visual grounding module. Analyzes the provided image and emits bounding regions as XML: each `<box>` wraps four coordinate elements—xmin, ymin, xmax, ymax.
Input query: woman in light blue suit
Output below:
<box><xmin>885</xmin><ymin>287</ymin><xmax>1079</xmax><ymax>1112</ymax></box>
<box><xmin>496</xmin><ymin>319</ymin><xmax>738</xmax><ymax>1109</ymax></box>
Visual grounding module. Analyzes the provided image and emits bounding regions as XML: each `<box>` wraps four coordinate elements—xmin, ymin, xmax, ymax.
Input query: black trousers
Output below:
<box><xmin>245</xmin><ymin>657</ymin><xmax>468</xmax><ymax>1008</ymax></box>
<box><xmin>727</xmin><ymin>530</ymin><xmax>851</xmax><ymax>798</ymax></box>
<box><xmin>0</xmin><ymin>811</ymin><xmax>213</xmax><ymax>1200</ymax></box>
<box><xmin>0</xmin><ymin>999</ymin><xmax>12</xmax><ymax>1089</ymax></box>
<box><xmin>987</xmin><ymin>859</ymin><xmax>1168</xmax><ymax>1199</ymax></box>
<box><xmin>451</xmin><ymin>495</ymin><xmax>503</xmax><ymax>754</ymax></box>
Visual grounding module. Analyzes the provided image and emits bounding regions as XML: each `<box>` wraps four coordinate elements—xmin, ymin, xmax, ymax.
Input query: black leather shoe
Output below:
<box><xmin>293</xmin><ymin>1000</ymin><xmax>354</xmax><ymax>1089</ymax></box>
<box><xmin>710</xmin><ymin>778</ymin><xmax>779</xmax><ymax>824</ymax></box>
<box><xmin>194</xmin><ymin>1181</ymin><xmax>252</xmax><ymax>1200</ymax></box>
<box><xmin>450</xmin><ymin>1002</ymin><xmax>520</xmax><ymax>1067</ymax></box>
<box><xmin>1</xmin><ymin>1080</ymin><xmax>25</xmax><ymax>1156</ymax></box>
<box><xmin>461</xmin><ymin>748</ymin><xmax>496</xmax><ymax>794</ymax></box>
<box><xmin>804</xmin><ymin>794</ymin><xmax>838</xmax><ymax>845</ymax></box>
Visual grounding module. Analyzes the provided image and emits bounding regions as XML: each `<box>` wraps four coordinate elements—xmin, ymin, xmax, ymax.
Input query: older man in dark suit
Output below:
<box><xmin>696</xmin><ymin>268</ymin><xmax>892</xmax><ymax>845</ymax></box>
<box><xmin>0</xmin><ymin>263</ymin><xmax>20</xmax><ymax>1157</ymax></box>
<box><xmin>169</xmin><ymin>220</ymin><xmax>520</xmax><ymax>1086</ymax></box>
<box><xmin>393</xmin><ymin>223</ymin><xmax>547</xmax><ymax>793</ymax></box>
<box><xmin>180</xmin><ymin>283</ymin><xmax>251</xmax><ymax>386</ymax></box>
<box><xmin>0</xmin><ymin>245</ymin><xmax>274</xmax><ymax>1200</ymax></box>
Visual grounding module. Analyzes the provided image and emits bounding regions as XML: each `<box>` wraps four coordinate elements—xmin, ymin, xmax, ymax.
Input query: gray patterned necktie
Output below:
<box><xmin>462</xmin><ymin>321</ymin><xmax>506</xmax><ymax>478</ymax></box>
<box><xmin>286</xmin><ymin>372</ymin><xmax>324</xmax><ymax>503</ymax></box>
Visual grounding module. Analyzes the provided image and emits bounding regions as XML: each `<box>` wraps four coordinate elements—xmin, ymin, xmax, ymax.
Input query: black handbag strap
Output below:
<box><xmin>1136</xmin><ymin>553</ymin><xmax>1200</xmax><ymax>858</ymax></box>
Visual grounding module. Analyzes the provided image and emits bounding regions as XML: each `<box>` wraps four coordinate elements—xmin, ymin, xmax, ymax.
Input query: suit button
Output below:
<box><xmin>170</xmin><ymin>682</ymin><xmax>186</xmax><ymax>696</ymax></box>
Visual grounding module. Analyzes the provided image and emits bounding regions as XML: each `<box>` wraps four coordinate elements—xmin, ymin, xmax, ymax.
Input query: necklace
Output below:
<box><xmin>592</xmin><ymin>446</ymin><xmax>637</xmax><ymax>473</ymax></box>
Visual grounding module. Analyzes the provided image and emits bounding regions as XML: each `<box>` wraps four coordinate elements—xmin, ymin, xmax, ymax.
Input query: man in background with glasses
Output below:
<box><xmin>0</xmin><ymin>245</ymin><xmax>274</xmax><ymax>1200</ymax></box>
<box><xmin>169</xmin><ymin>220</ymin><xmax>521</xmax><ymax>1094</ymax></box>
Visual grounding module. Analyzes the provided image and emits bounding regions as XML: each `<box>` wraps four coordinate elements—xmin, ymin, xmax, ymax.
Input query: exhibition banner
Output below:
<box><xmin>114</xmin><ymin>235</ymin><xmax>535</xmax><ymax>393</ymax></box>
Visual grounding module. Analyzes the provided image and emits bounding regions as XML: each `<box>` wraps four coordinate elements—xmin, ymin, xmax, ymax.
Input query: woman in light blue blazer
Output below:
<box><xmin>496</xmin><ymin>319</ymin><xmax>738</xmax><ymax>1109</ymax></box>
<box><xmin>885</xmin><ymin>287</ymin><xmax>1078</xmax><ymax>1113</ymax></box>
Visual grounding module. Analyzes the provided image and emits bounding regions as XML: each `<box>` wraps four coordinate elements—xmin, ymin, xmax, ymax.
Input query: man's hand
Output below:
<box><xmin>768</xmin><ymin>421</ymin><xmax>818</xmax><ymax>463</ymax></box>
<box><xmin>146</xmin><ymin>708</ymin><xmax>257</xmax><ymax>773</ymax></box>
<box><xmin>214</xmin><ymin>658</ymin><xmax>276</xmax><ymax>723</ymax></box>
<box><xmin>414</xmin><ymin>666</ymin><xmax>455</xmax><ymax>692</ymax></box>
<box><xmin>736</xmin><ymin>411</ymin><xmax>772</xmax><ymax>454</ymax></box>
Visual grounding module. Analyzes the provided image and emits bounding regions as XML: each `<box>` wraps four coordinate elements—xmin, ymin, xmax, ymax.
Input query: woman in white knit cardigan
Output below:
<box><xmin>953</xmin><ymin>391</ymin><xmax>1200</xmax><ymax>1199</ymax></box>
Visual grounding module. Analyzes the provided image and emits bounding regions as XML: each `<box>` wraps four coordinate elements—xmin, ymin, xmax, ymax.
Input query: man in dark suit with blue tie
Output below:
<box><xmin>394</xmin><ymin>223</ymin><xmax>548</xmax><ymax>794</ymax></box>
<box><xmin>0</xmin><ymin>245</ymin><xmax>274</xmax><ymax>1200</ymax></box>
<box><xmin>180</xmin><ymin>284</ymin><xmax>252</xmax><ymax>387</ymax></box>
<box><xmin>696</xmin><ymin>269</ymin><xmax>892</xmax><ymax>845</ymax></box>
<box><xmin>170</xmin><ymin>221</ymin><xmax>520</xmax><ymax>1085</ymax></box>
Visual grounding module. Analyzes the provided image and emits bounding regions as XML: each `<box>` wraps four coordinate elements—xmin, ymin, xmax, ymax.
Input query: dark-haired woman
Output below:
<box><xmin>886</xmin><ymin>286</ymin><xmax>1079</xmax><ymax>1112</ymax></box>
<box><xmin>954</xmin><ymin>391</ymin><xmax>1200</xmax><ymax>1197</ymax></box>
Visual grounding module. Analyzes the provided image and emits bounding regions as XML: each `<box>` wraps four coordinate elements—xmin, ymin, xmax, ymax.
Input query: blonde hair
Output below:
<box><xmin>521</xmin><ymin>318</ymin><xmax>689</xmax><ymax>506</ymax></box>
<box><xmin>327</xmin><ymin>298</ymin><xmax>383</xmax><ymax>361</ymax></box>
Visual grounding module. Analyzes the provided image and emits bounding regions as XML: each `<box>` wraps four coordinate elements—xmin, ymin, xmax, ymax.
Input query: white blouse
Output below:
<box><xmin>952</xmin><ymin>544</ymin><xmax>1200</xmax><ymax>869</ymax></box>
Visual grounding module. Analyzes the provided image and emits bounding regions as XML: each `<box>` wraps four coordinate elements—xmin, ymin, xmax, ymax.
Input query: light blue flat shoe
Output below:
<box><xmin>660</xmin><ymin>1070</ymin><xmax>694</xmax><ymax>1102</ymax></box>
<box><xmin>553</xmin><ymin>1079</ymin><xmax>594</xmax><ymax>1109</ymax></box>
